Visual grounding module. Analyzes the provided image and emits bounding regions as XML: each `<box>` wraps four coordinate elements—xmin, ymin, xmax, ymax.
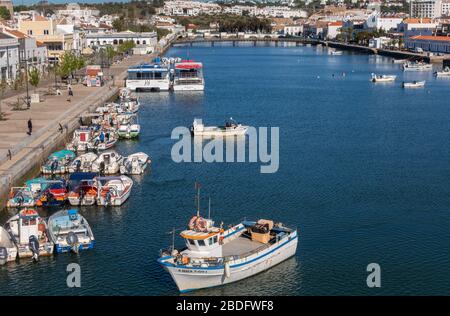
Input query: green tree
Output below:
<box><xmin>112</xmin><ymin>18</ymin><xmax>126</xmax><ymax>32</ymax></box>
<box><xmin>58</xmin><ymin>52</ymin><xmax>85</xmax><ymax>80</ymax></box>
<box><xmin>28</xmin><ymin>67</ymin><xmax>40</xmax><ymax>92</ymax></box>
<box><xmin>117</xmin><ymin>40</ymin><xmax>135</xmax><ymax>54</ymax></box>
<box><xmin>0</xmin><ymin>7</ymin><xmax>11</xmax><ymax>20</ymax></box>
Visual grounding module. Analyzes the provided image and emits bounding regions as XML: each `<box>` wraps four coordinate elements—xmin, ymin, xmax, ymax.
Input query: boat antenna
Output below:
<box><xmin>171</xmin><ymin>227</ymin><xmax>175</xmax><ymax>252</ymax></box>
<box><xmin>195</xmin><ymin>182</ymin><xmax>201</xmax><ymax>217</ymax></box>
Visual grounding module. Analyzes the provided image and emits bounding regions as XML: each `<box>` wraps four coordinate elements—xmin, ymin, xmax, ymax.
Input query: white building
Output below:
<box><xmin>85</xmin><ymin>31</ymin><xmax>157</xmax><ymax>48</ymax></box>
<box><xmin>409</xmin><ymin>0</ymin><xmax>450</xmax><ymax>18</ymax></box>
<box><xmin>284</xmin><ymin>25</ymin><xmax>303</xmax><ymax>36</ymax></box>
<box><xmin>365</xmin><ymin>13</ymin><xmax>404</xmax><ymax>31</ymax></box>
<box><xmin>57</xmin><ymin>3</ymin><xmax>100</xmax><ymax>21</ymax></box>
<box><xmin>0</xmin><ymin>32</ymin><xmax>19</xmax><ymax>82</ymax></box>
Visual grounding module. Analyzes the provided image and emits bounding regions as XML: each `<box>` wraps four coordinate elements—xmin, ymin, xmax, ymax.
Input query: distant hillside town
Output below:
<box><xmin>0</xmin><ymin>0</ymin><xmax>447</xmax><ymax>84</ymax></box>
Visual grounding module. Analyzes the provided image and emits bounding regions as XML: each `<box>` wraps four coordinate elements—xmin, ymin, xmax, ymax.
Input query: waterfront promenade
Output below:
<box><xmin>0</xmin><ymin>53</ymin><xmax>155</xmax><ymax>206</ymax></box>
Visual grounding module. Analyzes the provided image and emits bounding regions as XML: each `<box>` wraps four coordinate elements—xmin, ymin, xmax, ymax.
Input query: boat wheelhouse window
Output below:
<box><xmin>213</xmin><ymin>235</ymin><xmax>218</xmax><ymax>244</ymax></box>
<box><xmin>198</xmin><ymin>239</ymin><xmax>206</xmax><ymax>246</ymax></box>
<box><xmin>188</xmin><ymin>239</ymin><xmax>195</xmax><ymax>245</ymax></box>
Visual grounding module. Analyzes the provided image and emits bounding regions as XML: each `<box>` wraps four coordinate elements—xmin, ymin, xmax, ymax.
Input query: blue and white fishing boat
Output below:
<box><xmin>48</xmin><ymin>209</ymin><xmax>95</xmax><ymax>253</ymax></box>
<box><xmin>158</xmin><ymin>187</ymin><xmax>298</xmax><ymax>292</ymax></box>
<box><xmin>126</xmin><ymin>62</ymin><xmax>170</xmax><ymax>92</ymax></box>
<box><xmin>41</xmin><ymin>150</ymin><xmax>76</xmax><ymax>174</ymax></box>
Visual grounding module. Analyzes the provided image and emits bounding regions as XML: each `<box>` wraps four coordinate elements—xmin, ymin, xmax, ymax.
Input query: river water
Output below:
<box><xmin>2</xmin><ymin>43</ymin><xmax>450</xmax><ymax>295</ymax></box>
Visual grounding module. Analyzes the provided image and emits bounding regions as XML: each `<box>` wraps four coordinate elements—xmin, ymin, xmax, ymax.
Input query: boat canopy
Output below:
<box><xmin>128</xmin><ymin>63</ymin><xmax>168</xmax><ymax>72</ymax></box>
<box><xmin>50</xmin><ymin>150</ymin><xmax>76</xmax><ymax>160</ymax></box>
<box><xmin>69</xmin><ymin>172</ymin><xmax>97</xmax><ymax>182</ymax></box>
<box><xmin>175</xmin><ymin>61</ymin><xmax>203</xmax><ymax>69</ymax></box>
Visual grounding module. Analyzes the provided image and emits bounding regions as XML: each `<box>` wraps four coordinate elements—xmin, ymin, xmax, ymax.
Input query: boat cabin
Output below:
<box><xmin>126</xmin><ymin>63</ymin><xmax>170</xmax><ymax>92</ymax></box>
<box><xmin>180</xmin><ymin>217</ymin><xmax>223</xmax><ymax>258</ymax></box>
<box><xmin>174</xmin><ymin>61</ymin><xmax>203</xmax><ymax>82</ymax></box>
<box><xmin>17</xmin><ymin>210</ymin><xmax>40</xmax><ymax>245</ymax></box>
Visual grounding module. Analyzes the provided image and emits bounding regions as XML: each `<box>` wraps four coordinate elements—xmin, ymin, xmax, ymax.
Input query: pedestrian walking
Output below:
<box><xmin>27</xmin><ymin>118</ymin><xmax>32</xmax><ymax>135</ymax></box>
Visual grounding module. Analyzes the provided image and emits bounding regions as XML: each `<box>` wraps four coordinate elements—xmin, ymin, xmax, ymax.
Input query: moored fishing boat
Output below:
<box><xmin>91</xmin><ymin>151</ymin><xmax>123</xmax><ymax>174</ymax></box>
<box><xmin>435</xmin><ymin>66</ymin><xmax>450</xmax><ymax>77</ymax></box>
<box><xmin>96</xmin><ymin>175</ymin><xmax>133</xmax><ymax>206</ymax></box>
<box><xmin>119</xmin><ymin>152</ymin><xmax>150</xmax><ymax>175</ymax></box>
<box><xmin>41</xmin><ymin>150</ymin><xmax>76</xmax><ymax>174</ymax></box>
<box><xmin>158</xmin><ymin>187</ymin><xmax>298</xmax><ymax>292</ymax></box>
<box><xmin>66</xmin><ymin>127</ymin><xmax>95</xmax><ymax>152</ymax></box>
<box><xmin>67</xmin><ymin>172</ymin><xmax>98</xmax><ymax>206</ymax></box>
<box><xmin>370</xmin><ymin>73</ymin><xmax>396</xmax><ymax>83</ymax></box>
<box><xmin>6</xmin><ymin>187</ymin><xmax>35</xmax><ymax>208</ymax></box>
<box><xmin>329</xmin><ymin>50</ymin><xmax>343</xmax><ymax>55</ymax></box>
<box><xmin>402</xmin><ymin>61</ymin><xmax>432</xmax><ymax>72</ymax></box>
<box><xmin>35</xmin><ymin>179</ymin><xmax>68</xmax><ymax>207</ymax></box>
<box><xmin>87</xmin><ymin>130</ymin><xmax>117</xmax><ymax>151</ymax></box>
<box><xmin>402</xmin><ymin>80</ymin><xmax>425</xmax><ymax>88</ymax></box>
<box><xmin>68</xmin><ymin>152</ymin><xmax>98</xmax><ymax>173</ymax></box>
<box><xmin>5</xmin><ymin>209</ymin><xmax>54</xmax><ymax>260</ymax></box>
<box><xmin>117</xmin><ymin>114</ymin><xmax>140</xmax><ymax>139</ymax></box>
<box><xmin>48</xmin><ymin>209</ymin><xmax>95</xmax><ymax>253</ymax></box>
<box><xmin>173</xmin><ymin>60</ymin><xmax>205</xmax><ymax>91</ymax></box>
<box><xmin>190</xmin><ymin>118</ymin><xmax>248</xmax><ymax>137</ymax></box>
<box><xmin>0</xmin><ymin>227</ymin><xmax>17</xmax><ymax>265</ymax></box>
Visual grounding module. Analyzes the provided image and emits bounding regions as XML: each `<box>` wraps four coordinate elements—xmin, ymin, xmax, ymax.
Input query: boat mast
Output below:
<box><xmin>195</xmin><ymin>182</ymin><xmax>200</xmax><ymax>217</ymax></box>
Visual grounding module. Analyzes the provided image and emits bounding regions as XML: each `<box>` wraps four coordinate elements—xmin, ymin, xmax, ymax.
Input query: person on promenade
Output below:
<box><xmin>27</xmin><ymin>118</ymin><xmax>32</xmax><ymax>135</ymax></box>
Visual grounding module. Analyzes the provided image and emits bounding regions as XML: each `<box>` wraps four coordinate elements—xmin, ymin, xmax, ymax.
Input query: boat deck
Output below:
<box><xmin>222</xmin><ymin>235</ymin><xmax>266</xmax><ymax>257</ymax></box>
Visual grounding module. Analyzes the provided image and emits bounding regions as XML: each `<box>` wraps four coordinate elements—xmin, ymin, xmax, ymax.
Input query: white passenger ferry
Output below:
<box><xmin>158</xmin><ymin>187</ymin><xmax>298</xmax><ymax>293</ymax></box>
<box><xmin>173</xmin><ymin>60</ymin><xmax>205</xmax><ymax>91</ymax></box>
<box><xmin>126</xmin><ymin>63</ymin><xmax>170</xmax><ymax>92</ymax></box>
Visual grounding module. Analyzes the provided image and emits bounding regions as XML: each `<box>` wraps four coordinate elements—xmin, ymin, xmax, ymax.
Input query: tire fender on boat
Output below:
<box><xmin>224</xmin><ymin>261</ymin><xmax>231</xmax><ymax>278</ymax></box>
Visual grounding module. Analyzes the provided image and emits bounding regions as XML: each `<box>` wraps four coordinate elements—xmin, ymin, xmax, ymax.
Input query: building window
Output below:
<box><xmin>27</xmin><ymin>30</ymin><xmax>33</xmax><ymax>35</ymax></box>
<box><xmin>44</xmin><ymin>30</ymin><xmax>49</xmax><ymax>35</ymax></box>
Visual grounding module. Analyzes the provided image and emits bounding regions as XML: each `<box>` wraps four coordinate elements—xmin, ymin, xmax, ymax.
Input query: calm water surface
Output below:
<box><xmin>2</xmin><ymin>43</ymin><xmax>450</xmax><ymax>295</ymax></box>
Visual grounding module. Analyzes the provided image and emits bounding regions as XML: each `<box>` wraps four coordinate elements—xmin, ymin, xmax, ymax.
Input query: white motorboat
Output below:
<box><xmin>5</xmin><ymin>209</ymin><xmax>54</xmax><ymax>260</ymax></box>
<box><xmin>158</xmin><ymin>187</ymin><xmax>298</xmax><ymax>293</ymax></box>
<box><xmin>370</xmin><ymin>73</ymin><xmax>396</xmax><ymax>83</ymax></box>
<box><xmin>392</xmin><ymin>58</ymin><xmax>407</xmax><ymax>64</ymax></box>
<box><xmin>91</xmin><ymin>151</ymin><xmax>123</xmax><ymax>174</ymax></box>
<box><xmin>120</xmin><ymin>152</ymin><xmax>150</xmax><ymax>175</ymax></box>
<box><xmin>121</xmin><ymin>100</ymin><xmax>140</xmax><ymax>113</ymax></box>
<box><xmin>66</xmin><ymin>127</ymin><xmax>95</xmax><ymax>152</ymax></box>
<box><xmin>67</xmin><ymin>172</ymin><xmax>98</xmax><ymax>206</ymax></box>
<box><xmin>173</xmin><ymin>60</ymin><xmax>205</xmax><ymax>91</ymax></box>
<box><xmin>96</xmin><ymin>175</ymin><xmax>133</xmax><ymax>206</ymax></box>
<box><xmin>329</xmin><ymin>50</ymin><xmax>343</xmax><ymax>55</ymax></box>
<box><xmin>68</xmin><ymin>152</ymin><xmax>98</xmax><ymax>173</ymax></box>
<box><xmin>88</xmin><ymin>130</ymin><xmax>118</xmax><ymax>151</ymax></box>
<box><xmin>117</xmin><ymin>114</ymin><xmax>140</xmax><ymax>139</ymax></box>
<box><xmin>48</xmin><ymin>209</ymin><xmax>95</xmax><ymax>253</ymax></box>
<box><xmin>6</xmin><ymin>187</ymin><xmax>35</xmax><ymax>208</ymax></box>
<box><xmin>0</xmin><ymin>227</ymin><xmax>17</xmax><ymax>265</ymax></box>
<box><xmin>402</xmin><ymin>80</ymin><xmax>426</xmax><ymax>88</ymax></box>
<box><xmin>435</xmin><ymin>66</ymin><xmax>450</xmax><ymax>77</ymax></box>
<box><xmin>190</xmin><ymin>118</ymin><xmax>248</xmax><ymax>137</ymax></box>
<box><xmin>402</xmin><ymin>61</ymin><xmax>432</xmax><ymax>72</ymax></box>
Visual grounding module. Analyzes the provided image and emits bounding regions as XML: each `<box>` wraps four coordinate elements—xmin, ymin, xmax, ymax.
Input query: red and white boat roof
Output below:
<box><xmin>175</xmin><ymin>60</ymin><xmax>203</xmax><ymax>69</ymax></box>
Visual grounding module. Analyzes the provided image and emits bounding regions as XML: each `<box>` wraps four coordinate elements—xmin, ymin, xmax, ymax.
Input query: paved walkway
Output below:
<box><xmin>0</xmin><ymin>54</ymin><xmax>153</xmax><ymax>173</ymax></box>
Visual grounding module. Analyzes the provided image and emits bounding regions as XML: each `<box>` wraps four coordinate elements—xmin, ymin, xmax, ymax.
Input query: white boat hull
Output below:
<box><xmin>173</xmin><ymin>84</ymin><xmax>205</xmax><ymax>91</ymax></box>
<box><xmin>161</xmin><ymin>234</ymin><xmax>298</xmax><ymax>293</ymax></box>
<box><xmin>126</xmin><ymin>79</ymin><xmax>170</xmax><ymax>92</ymax></box>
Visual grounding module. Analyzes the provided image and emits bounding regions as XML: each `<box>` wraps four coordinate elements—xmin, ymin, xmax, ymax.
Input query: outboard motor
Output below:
<box><xmin>29</xmin><ymin>235</ymin><xmax>40</xmax><ymax>262</ymax></box>
<box><xmin>66</xmin><ymin>231</ymin><xmax>79</xmax><ymax>254</ymax></box>
<box><xmin>99</xmin><ymin>161</ymin><xmax>105</xmax><ymax>176</ymax></box>
<box><xmin>75</xmin><ymin>159</ymin><xmax>82</xmax><ymax>172</ymax></box>
<box><xmin>51</xmin><ymin>159</ymin><xmax>58</xmax><ymax>174</ymax></box>
<box><xmin>16</xmin><ymin>193</ymin><xmax>24</xmax><ymax>206</ymax></box>
<box><xmin>0</xmin><ymin>247</ymin><xmax>8</xmax><ymax>265</ymax></box>
<box><xmin>105</xmin><ymin>190</ymin><xmax>112</xmax><ymax>206</ymax></box>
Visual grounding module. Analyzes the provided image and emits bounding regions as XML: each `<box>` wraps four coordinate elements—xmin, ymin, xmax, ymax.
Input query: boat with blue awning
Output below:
<box><xmin>126</xmin><ymin>62</ymin><xmax>170</xmax><ymax>92</ymax></box>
